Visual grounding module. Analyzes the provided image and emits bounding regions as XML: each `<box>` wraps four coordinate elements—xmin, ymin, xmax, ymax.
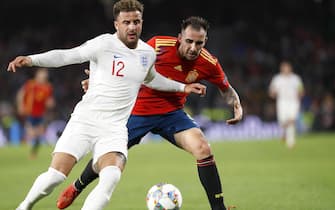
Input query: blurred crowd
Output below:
<box><xmin>0</xmin><ymin>0</ymin><xmax>334</xmax><ymax>144</ymax></box>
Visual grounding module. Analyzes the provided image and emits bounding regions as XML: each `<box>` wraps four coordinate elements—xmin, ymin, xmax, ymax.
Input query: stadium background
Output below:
<box><xmin>0</xmin><ymin>0</ymin><xmax>334</xmax><ymax>145</ymax></box>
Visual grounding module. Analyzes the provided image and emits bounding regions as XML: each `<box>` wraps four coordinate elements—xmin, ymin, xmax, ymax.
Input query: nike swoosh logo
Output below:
<box><xmin>114</xmin><ymin>55</ymin><xmax>122</xmax><ymax>59</ymax></box>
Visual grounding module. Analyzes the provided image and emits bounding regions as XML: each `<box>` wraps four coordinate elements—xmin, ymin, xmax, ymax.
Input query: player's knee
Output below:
<box><xmin>191</xmin><ymin>140</ymin><xmax>212</xmax><ymax>159</ymax></box>
<box><xmin>51</xmin><ymin>152</ymin><xmax>77</xmax><ymax>172</ymax></box>
<box><xmin>97</xmin><ymin>152</ymin><xmax>127</xmax><ymax>172</ymax></box>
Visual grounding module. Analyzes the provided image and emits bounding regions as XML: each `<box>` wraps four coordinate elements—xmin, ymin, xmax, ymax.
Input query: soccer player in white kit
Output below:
<box><xmin>269</xmin><ymin>60</ymin><xmax>304</xmax><ymax>149</ymax></box>
<box><xmin>7</xmin><ymin>0</ymin><xmax>206</xmax><ymax>209</ymax></box>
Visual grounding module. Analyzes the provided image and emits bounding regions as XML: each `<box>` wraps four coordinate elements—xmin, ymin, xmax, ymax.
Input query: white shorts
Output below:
<box><xmin>53</xmin><ymin>115</ymin><xmax>128</xmax><ymax>166</ymax></box>
<box><xmin>277</xmin><ymin>100</ymin><xmax>300</xmax><ymax>125</ymax></box>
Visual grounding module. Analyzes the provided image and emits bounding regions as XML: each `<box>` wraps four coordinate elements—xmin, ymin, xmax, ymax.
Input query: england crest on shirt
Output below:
<box><xmin>140</xmin><ymin>55</ymin><xmax>149</xmax><ymax>68</ymax></box>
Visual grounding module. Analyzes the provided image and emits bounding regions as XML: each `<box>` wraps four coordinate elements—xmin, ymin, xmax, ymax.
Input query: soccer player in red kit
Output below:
<box><xmin>57</xmin><ymin>16</ymin><xmax>242</xmax><ymax>210</ymax></box>
<box><xmin>16</xmin><ymin>67</ymin><xmax>55</xmax><ymax>158</ymax></box>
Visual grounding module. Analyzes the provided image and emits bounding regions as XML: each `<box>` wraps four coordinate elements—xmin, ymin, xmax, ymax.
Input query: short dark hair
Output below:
<box><xmin>113</xmin><ymin>0</ymin><xmax>144</xmax><ymax>20</ymax></box>
<box><xmin>279</xmin><ymin>58</ymin><xmax>294</xmax><ymax>67</ymax></box>
<box><xmin>181</xmin><ymin>16</ymin><xmax>210</xmax><ymax>32</ymax></box>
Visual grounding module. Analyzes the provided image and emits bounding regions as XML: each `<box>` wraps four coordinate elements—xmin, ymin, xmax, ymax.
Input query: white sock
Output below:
<box><xmin>16</xmin><ymin>167</ymin><xmax>66</xmax><ymax>210</ymax></box>
<box><xmin>286</xmin><ymin>124</ymin><xmax>296</xmax><ymax>149</ymax></box>
<box><xmin>81</xmin><ymin>166</ymin><xmax>121</xmax><ymax>210</ymax></box>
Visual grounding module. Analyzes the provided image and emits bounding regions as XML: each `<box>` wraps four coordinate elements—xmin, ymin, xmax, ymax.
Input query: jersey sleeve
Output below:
<box><xmin>206</xmin><ymin>62</ymin><xmax>230</xmax><ymax>91</ymax></box>
<box><xmin>144</xmin><ymin>65</ymin><xmax>185</xmax><ymax>92</ymax></box>
<box><xmin>77</xmin><ymin>35</ymin><xmax>104</xmax><ymax>62</ymax></box>
<box><xmin>29</xmin><ymin>35</ymin><xmax>103</xmax><ymax>68</ymax></box>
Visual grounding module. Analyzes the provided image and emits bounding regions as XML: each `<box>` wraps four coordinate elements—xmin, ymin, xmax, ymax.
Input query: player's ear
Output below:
<box><xmin>114</xmin><ymin>21</ymin><xmax>118</xmax><ymax>31</ymax></box>
<box><xmin>177</xmin><ymin>33</ymin><xmax>182</xmax><ymax>42</ymax></box>
<box><xmin>204</xmin><ymin>36</ymin><xmax>208</xmax><ymax>45</ymax></box>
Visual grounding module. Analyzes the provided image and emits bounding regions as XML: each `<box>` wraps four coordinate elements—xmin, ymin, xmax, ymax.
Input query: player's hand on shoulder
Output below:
<box><xmin>81</xmin><ymin>79</ymin><xmax>89</xmax><ymax>92</ymax></box>
<box><xmin>84</xmin><ymin>69</ymin><xmax>90</xmax><ymax>76</ymax></box>
<box><xmin>7</xmin><ymin>56</ymin><xmax>32</xmax><ymax>72</ymax></box>
<box><xmin>184</xmin><ymin>83</ymin><xmax>206</xmax><ymax>96</ymax></box>
<box><xmin>81</xmin><ymin>69</ymin><xmax>90</xmax><ymax>92</ymax></box>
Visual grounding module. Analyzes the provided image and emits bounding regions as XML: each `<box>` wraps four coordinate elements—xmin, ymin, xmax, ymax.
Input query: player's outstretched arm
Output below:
<box><xmin>220</xmin><ymin>85</ymin><xmax>243</xmax><ymax>125</ymax></box>
<box><xmin>144</xmin><ymin>65</ymin><xmax>206</xmax><ymax>95</ymax></box>
<box><xmin>8</xmin><ymin>45</ymin><xmax>95</xmax><ymax>74</ymax></box>
<box><xmin>146</xmin><ymin>72</ymin><xmax>206</xmax><ymax>95</ymax></box>
<box><xmin>7</xmin><ymin>56</ymin><xmax>33</xmax><ymax>72</ymax></box>
<box><xmin>81</xmin><ymin>69</ymin><xmax>206</xmax><ymax>95</ymax></box>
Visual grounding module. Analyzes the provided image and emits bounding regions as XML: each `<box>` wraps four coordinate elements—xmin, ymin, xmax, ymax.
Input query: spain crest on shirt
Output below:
<box><xmin>185</xmin><ymin>70</ymin><xmax>199</xmax><ymax>83</ymax></box>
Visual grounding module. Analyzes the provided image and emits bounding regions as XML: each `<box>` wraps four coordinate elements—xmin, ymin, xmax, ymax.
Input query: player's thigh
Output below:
<box><xmin>26</xmin><ymin>117</ymin><xmax>44</xmax><ymax>137</ymax></box>
<box><xmin>24</xmin><ymin>122</ymin><xmax>35</xmax><ymax>137</ymax></box>
<box><xmin>174</xmin><ymin>127</ymin><xmax>211</xmax><ymax>159</ymax></box>
<box><xmin>127</xmin><ymin>114</ymin><xmax>159</xmax><ymax>148</ymax></box>
<box><xmin>155</xmin><ymin>110</ymin><xmax>211</xmax><ymax>158</ymax></box>
<box><xmin>53</xmin><ymin>119</ymin><xmax>93</xmax><ymax>164</ymax></box>
<box><xmin>35</xmin><ymin>124</ymin><xmax>45</xmax><ymax>136</ymax></box>
<box><xmin>277</xmin><ymin>101</ymin><xmax>299</xmax><ymax>125</ymax></box>
<box><xmin>93</xmin><ymin>125</ymin><xmax>128</xmax><ymax>172</ymax></box>
<box><xmin>286</xmin><ymin>102</ymin><xmax>300</xmax><ymax>122</ymax></box>
<box><xmin>155</xmin><ymin>110</ymin><xmax>199</xmax><ymax>145</ymax></box>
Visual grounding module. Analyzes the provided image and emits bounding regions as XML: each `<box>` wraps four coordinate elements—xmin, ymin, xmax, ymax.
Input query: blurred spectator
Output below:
<box><xmin>0</xmin><ymin>101</ymin><xmax>17</xmax><ymax>145</ymax></box>
<box><xmin>313</xmin><ymin>92</ymin><xmax>335</xmax><ymax>131</ymax></box>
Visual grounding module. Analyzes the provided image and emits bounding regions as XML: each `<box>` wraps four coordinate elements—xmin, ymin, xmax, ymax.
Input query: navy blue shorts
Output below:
<box><xmin>27</xmin><ymin>116</ymin><xmax>44</xmax><ymax>126</ymax></box>
<box><xmin>127</xmin><ymin>109</ymin><xmax>199</xmax><ymax>148</ymax></box>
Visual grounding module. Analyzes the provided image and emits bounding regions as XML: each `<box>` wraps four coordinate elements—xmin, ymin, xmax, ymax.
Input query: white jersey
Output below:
<box><xmin>269</xmin><ymin>73</ymin><xmax>303</xmax><ymax>104</ymax></box>
<box><xmin>269</xmin><ymin>73</ymin><xmax>303</xmax><ymax>123</ymax></box>
<box><xmin>29</xmin><ymin>33</ymin><xmax>185</xmax><ymax>125</ymax></box>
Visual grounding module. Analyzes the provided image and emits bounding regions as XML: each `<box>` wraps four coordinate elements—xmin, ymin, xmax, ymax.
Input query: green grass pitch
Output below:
<box><xmin>0</xmin><ymin>132</ymin><xmax>334</xmax><ymax>210</ymax></box>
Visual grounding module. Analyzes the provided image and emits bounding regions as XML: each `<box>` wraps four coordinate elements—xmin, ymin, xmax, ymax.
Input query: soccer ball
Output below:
<box><xmin>146</xmin><ymin>183</ymin><xmax>183</xmax><ymax>210</ymax></box>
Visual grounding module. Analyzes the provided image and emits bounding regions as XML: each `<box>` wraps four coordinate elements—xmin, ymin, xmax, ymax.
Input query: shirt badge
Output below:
<box><xmin>185</xmin><ymin>70</ymin><xmax>199</xmax><ymax>83</ymax></box>
<box><xmin>140</xmin><ymin>55</ymin><xmax>148</xmax><ymax>68</ymax></box>
<box><xmin>174</xmin><ymin>65</ymin><xmax>183</xmax><ymax>71</ymax></box>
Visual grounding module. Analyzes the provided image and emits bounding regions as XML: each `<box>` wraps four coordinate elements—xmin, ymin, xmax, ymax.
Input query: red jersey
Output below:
<box><xmin>132</xmin><ymin>36</ymin><xmax>230</xmax><ymax>115</ymax></box>
<box><xmin>22</xmin><ymin>80</ymin><xmax>53</xmax><ymax>117</ymax></box>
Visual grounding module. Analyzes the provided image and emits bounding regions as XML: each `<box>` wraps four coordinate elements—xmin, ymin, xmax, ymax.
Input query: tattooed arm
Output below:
<box><xmin>220</xmin><ymin>85</ymin><xmax>243</xmax><ymax>125</ymax></box>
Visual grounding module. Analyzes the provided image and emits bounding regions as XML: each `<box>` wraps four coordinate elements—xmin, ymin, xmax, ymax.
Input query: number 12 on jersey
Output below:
<box><xmin>112</xmin><ymin>60</ymin><xmax>125</xmax><ymax>77</ymax></box>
